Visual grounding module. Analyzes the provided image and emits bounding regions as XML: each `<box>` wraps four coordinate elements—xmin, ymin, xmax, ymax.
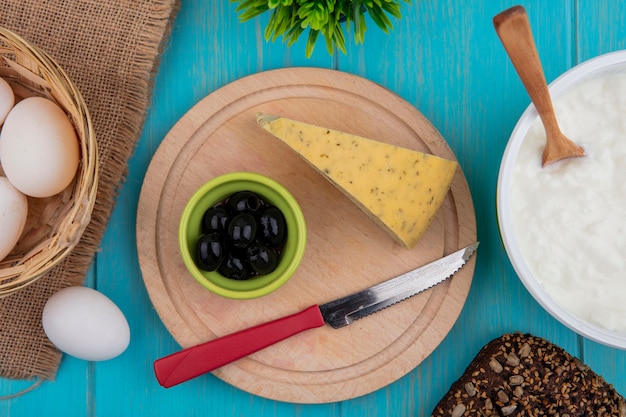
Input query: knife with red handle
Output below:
<box><xmin>154</xmin><ymin>242</ymin><xmax>478</xmax><ymax>388</ymax></box>
<box><xmin>154</xmin><ymin>305</ymin><xmax>324</xmax><ymax>388</ymax></box>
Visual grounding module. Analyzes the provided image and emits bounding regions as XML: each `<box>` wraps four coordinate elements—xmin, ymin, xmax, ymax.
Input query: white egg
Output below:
<box><xmin>0</xmin><ymin>176</ymin><xmax>28</xmax><ymax>262</ymax></box>
<box><xmin>0</xmin><ymin>96</ymin><xmax>80</xmax><ymax>198</ymax></box>
<box><xmin>42</xmin><ymin>286</ymin><xmax>131</xmax><ymax>361</ymax></box>
<box><xmin>0</xmin><ymin>77</ymin><xmax>14</xmax><ymax>125</ymax></box>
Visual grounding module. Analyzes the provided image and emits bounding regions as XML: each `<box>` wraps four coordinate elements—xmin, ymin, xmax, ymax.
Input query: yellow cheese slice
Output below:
<box><xmin>257</xmin><ymin>113</ymin><xmax>457</xmax><ymax>249</ymax></box>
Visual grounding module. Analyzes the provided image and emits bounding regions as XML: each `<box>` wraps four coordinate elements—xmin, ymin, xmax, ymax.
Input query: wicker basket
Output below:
<box><xmin>0</xmin><ymin>27</ymin><xmax>98</xmax><ymax>297</ymax></box>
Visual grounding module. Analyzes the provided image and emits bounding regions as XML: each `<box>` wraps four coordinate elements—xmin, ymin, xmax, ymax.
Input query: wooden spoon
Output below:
<box><xmin>493</xmin><ymin>5</ymin><xmax>585</xmax><ymax>167</ymax></box>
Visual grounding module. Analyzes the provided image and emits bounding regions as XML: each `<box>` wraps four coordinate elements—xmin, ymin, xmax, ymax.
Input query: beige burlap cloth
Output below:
<box><xmin>0</xmin><ymin>0</ymin><xmax>179</xmax><ymax>381</ymax></box>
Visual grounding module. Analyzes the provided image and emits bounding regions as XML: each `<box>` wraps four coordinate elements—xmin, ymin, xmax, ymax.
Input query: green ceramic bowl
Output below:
<box><xmin>179</xmin><ymin>172</ymin><xmax>306</xmax><ymax>299</ymax></box>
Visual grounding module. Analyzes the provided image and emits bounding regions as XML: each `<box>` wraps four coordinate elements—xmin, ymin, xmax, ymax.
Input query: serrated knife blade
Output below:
<box><xmin>319</xmin><ymin>242</ymin><xmax>479</xmax><ymax>328</ymax></box>
<box><xmin>154</xmin><ymin>242</ymin><xmax>478</xmax><ymax>388</ymax></box>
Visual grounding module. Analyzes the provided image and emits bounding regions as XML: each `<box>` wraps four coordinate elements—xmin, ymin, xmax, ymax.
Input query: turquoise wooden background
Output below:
<box><xmin>2</xmin><ymin>0</ymin><xmax>626</xmax><ymax>415</ymax></box>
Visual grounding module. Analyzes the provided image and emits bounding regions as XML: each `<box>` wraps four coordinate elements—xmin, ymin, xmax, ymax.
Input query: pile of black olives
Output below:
<box><xmin>195</xmin><ymin>190</ymin><xmax>288</xmax><ymax>280</ymax></box>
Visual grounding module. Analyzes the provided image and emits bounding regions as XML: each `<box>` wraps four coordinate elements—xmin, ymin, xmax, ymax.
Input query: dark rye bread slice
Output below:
<box><xmin>431</xmin><ymin>333</ymin><xmax>626</xmax><ymax>417</ymax></box>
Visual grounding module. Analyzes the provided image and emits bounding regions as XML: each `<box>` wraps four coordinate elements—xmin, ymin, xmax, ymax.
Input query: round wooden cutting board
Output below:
<box><xmin>136</xmin><ymin>68</ymin><xmax>477</xmax><ymax>403</ymax></box>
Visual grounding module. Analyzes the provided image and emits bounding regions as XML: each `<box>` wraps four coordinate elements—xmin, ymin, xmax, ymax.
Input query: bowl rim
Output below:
<box><xmin>178</xmin><ymin>172</ymin><xmax>306</xmax><ymax>300</ymax></box>
<box><xmin>497</xmin><ymin>49</ymin><xmax>626</xmax><ymax>349</ymax></box>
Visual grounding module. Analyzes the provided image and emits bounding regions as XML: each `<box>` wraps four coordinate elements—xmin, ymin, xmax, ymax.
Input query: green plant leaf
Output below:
<box><xmin>275</xmin><ymin>6</ymin><xmax>294</xmax><ymax>36</ymax></box>
<box><xmin>285</xmin><ymin>23</ymin><xmax>305</xmax><ymax>46</ymax></box>
<box><xmin>381</xmin><ymin>1</ymin><xmax>402</xmax><ymax>18</ymax></box>
<box><xmin>365</xmin><ymin>4</ymin><xmax>393</xmax><ymax>32</ymax></box>
<box><xmin>264</xmin><ymin>8</ymin><xmax>281</xmax><ymax>40</ymax></box>
<box><xmin>353</xmin><ymin>8</ymin><xmax>367</xmax><ymax>44</ymax></box>
<box><xmin>237</xmin><ymin>7</ymin><xmax>269</xmax><ymax>21</ymax></box>
<box><xmin>234</xmin><ymin>0</ymin><xmax>269</xmax><ymax>21</ymax></box>
<box><xmin>332</xmin><ymin>23</ymin><xmax>347</xmax><ymax>54</ymax></box>
<box><xmin>232</xmin><ymin>0</ymin><xmax>412</xmax><ymax>57</ymax></box>
<box><xmin>305</xmin><ymin>29</ymin><xmax>320</xmax><ymax>58</ymax></box>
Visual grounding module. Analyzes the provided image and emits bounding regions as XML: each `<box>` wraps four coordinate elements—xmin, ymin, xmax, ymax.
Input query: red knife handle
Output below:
<box><xmin>154</xmin><ymin>305</ymin><xmax>325</xmax><ymax>388</ymax></box>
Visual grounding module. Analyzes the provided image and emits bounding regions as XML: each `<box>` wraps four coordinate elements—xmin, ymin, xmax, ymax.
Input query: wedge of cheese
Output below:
<box><xmin>257</xmin><ymin>113</ymin><xmax>457</xmax><ymax>249</ymax></box>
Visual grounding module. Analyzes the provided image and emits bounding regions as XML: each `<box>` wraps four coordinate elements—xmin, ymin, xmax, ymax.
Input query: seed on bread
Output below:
<box><xmin>497</xmin><ymin>390</ymin><xmax>509</xmax><ymax>404</ymax></box>
<box><xmin>501</xmin><ymin>404</ymin><xmax>517</xmax><ymax>416</ymax></box>
<box><xmin>451</xmin><ymin>404</ymin><xmax>466</xmax><ymax>417</ymax></box>
<box><xmin>518</xmin><ymin>343</ymin><xmax>531</xmax><ymax>358</ymax></box>
<box><xmin>509</xmin><ymin>375</ymin><xmax>524</xmax><ymax>386</ymax></box>
<box><xmin>489</xmin><ymin>358</ymin><xmax>503</xmax><ymax>373</ymax></box>
<box><xmin>464</xmin><ymin>382</ymin><xmax>476</xmax><ymax>397</ymax></box>
<box><xmin>506</xmin><ymin>352</ymin><xmax>520</xmax><ymax>366</ymax></box>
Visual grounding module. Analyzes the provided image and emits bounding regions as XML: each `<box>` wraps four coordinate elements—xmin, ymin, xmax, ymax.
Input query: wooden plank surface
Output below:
<box><xmin>1</xmin><ymin>0</ymin><xmax>626</xmax><ymax>415</ymax></box>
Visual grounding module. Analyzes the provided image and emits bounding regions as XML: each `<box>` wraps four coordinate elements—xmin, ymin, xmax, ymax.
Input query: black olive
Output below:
<box><xmin>218</xmin><ymin>252</ymin><xmax>252</xmax><ymax>280</ymax></box>
<box><xmin>202</xmin><ymin>207</ymin><xmax>230</xmax><ymax>234</ymax></box>
<box><xmin>246</xmin><ymin>243</ymin><xmax>279</xmax><ymax>275</ymax></box>
<box><xmin>195</xmin><ymin>233</ymin><xmax>225</xmax><ymax>271</ymax></box>
<box><xmin>227</xmin><ymin>213</ymin><xmax>257</xmax><ymax>248</ymax></box>
<box><xmin>258</xmin><ymin>206</ymin><xmax>287</xmax><ymax>247</ymax></box>
<box><xmin>193</xmin><ymin>190</ymin><xmax>289</xmax><ymax>281</ymax></box>
<box><xmin>227</xmin><ymin>191</ymin><xmax>262</xmax><ymax>213</ymax></box>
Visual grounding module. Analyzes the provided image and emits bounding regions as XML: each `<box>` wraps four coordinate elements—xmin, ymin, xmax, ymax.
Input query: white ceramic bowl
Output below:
<box><xmin>497</xmin><ymin>50</ymin><xmax>626</xmax><ymax>349</ymax></box>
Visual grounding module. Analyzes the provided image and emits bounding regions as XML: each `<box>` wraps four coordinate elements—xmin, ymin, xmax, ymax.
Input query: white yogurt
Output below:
<box><xmin>511</xmin><ymin>71</ymin><xmax>626</xmax><ymax>335</ymax></box>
